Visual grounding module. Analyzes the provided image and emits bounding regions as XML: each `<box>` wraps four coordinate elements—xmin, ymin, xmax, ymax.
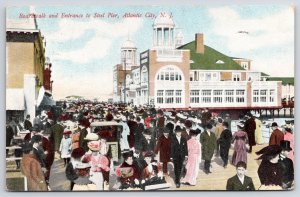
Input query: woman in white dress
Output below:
<box><xmin>59</xmin><ymin>130</ymin><xmax>72</xmax><ymax>166</ymax></box>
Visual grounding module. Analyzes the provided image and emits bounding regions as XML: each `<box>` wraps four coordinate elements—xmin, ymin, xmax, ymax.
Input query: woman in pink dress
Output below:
<box><xmin>181</xmin><ymin>129</ymin><xmax>201</xmax><ymax>186</ymax></box>
<box><xmin>231</xmin><ymin>122</ymin><xmax>249</xmax><ymax>166</ymax></box>
<box><xmin>283</xmin><ymin>125</ymin><xmax>294</xmax><ymax>163</ymax></box>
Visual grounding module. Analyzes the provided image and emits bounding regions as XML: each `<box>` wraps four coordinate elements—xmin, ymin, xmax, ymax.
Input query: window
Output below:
<box><xmin>269</xmin><ymin>89</ymin><xmax>275</xmax><ymax>102</ymax></box>
<box><xmin>201</xmin><ymin>90</ymin><xmax>212</xmax><ymax>103</ymax></box>
<box><xmin>165</xmin><ymin>90</ymin><xmax>174</xmax><ymax>103</ymax></box>
<box><xmin>205</xmin><ymin>73</ymin><xmax>212</xmax><ymax>81</ymax></box>
<box><xmin>165</xmin><ymin>73</ymin><xmax>169</xmax><ymax>80</ymax></box>
<box><xmin>190</xmin><ymin>90</ymin><xmax>200</xmax><ymax>103</ymax></box>
<box><xmin>160</xmin><ymin>72</ymin><xmax>164</xmax><ymax>80</ymax></box>
<box><xmin>233</xmin><ymin>73</ymin><xmax>241</xmax><ymax>81</ymax></box>
<box><xmin>156</xmin><ymin>66</ymin><xmax>183</xmax><ymax>82</ymax></box>
<box><xmin>175</xmin><ymin>90</ymin><xmax>182</xmax><ymax>103</ymax></box>
<box><xmin>157</xmin><ymin>90</ymin><xmax>164</xmax><ymax>103</ymax></box>
<box><xmin>253</xmin><ymin>90</ymin><xmax>259</xmax><ymax>102</ymax></box>
<box><xmin>170</xmin><ymin>72</ymin><xmax>175</xmax><ymax>81</ymax></box>
<box><xmin>141</xmin><ymin>67</ymin><xmax>148</xmax><ymax>83</ymax></box>
<box><xmin>199</xmin><ymin>73</ymin><xmax>205</xmax><ymax>81</ymax></box>
<box><xmin>213</xmin><ymin>90</ymin><xmax>223</xmax><ymax>103</ymax></box>
<box><xmin>225</xmin><ymin>90</ymin><xmax>234</xmax><ymax>103</ymax></box>
<box><xmin>175</xmin><ymin>72</ymin><xmax>179</xmax><ymax>80</ymax></box>
<box><xmin>260</xmin><ymin>90</ymin><xmax>267</xmax><ymax>102</ymax></box>
<box><xmin>236</xmin><ymin>90</ymin><xmax>245</xmax><ymax>103</ymax></box>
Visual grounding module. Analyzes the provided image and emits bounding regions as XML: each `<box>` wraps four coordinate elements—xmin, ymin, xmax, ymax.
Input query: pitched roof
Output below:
<box><xmin>266</xmin><ymin>77</ymin><xmax>294</xmax><ymax>85</ymax></box>
<box><xmin>178</xmin><ymin>41</ymin><xmax>244</xmax><ymax>70</ymax></box>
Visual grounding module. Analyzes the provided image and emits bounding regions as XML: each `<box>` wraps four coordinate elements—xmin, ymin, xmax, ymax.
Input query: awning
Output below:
<box><xmin>37</xmin><ymin>87</ymin><xmax>56</xmax><ymax>107</ymax></box>
<box><xmin>6</xmin><ymin>89</ymin><xmax>25</xmax><ymax>110</ymax></box>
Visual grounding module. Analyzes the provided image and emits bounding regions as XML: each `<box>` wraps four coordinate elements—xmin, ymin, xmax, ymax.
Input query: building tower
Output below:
<box><xmin>121</xmin><ymin>38</ymin><xmax>137</xmax><ymax>70</ymax></box>
<box><xmin>152</xmin><ymin>11</ymin><xmax>175</xmax><ymax>49</ymax></box>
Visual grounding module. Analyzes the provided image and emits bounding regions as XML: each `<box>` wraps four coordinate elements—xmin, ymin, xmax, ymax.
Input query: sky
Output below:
<box><xmin>6</xmin><ymin>5</ymin><xmax>294</xmax><ymax>101</ymax></box>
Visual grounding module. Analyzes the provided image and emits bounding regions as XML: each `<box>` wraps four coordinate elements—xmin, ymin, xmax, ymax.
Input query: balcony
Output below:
<box><xmin>156</xmin><ymin>49</ymin><xmax>183</xmax><ymax>62</ymax></box>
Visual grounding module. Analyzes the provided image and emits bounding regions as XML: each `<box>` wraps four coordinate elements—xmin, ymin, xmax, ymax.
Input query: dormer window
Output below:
<box><xmin>216</xmin><ymin>60</ymin><xmax>224</xmax><ymax>64</ymax></box>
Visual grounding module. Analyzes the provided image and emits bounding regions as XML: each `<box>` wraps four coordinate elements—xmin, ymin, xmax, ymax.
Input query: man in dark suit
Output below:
<box><xmin>23</xmin><ymin>114</ymin><xmax>32</xmax><ymax>130</ymax></box>
<box><xmin>219</xmin><ymin>121</ymin><xmax>232</xmax><ymax>168</ymax></box>
<box><xmin>244</xmin><ymin>113</ymin><xmax>256</xmax><ymax>153</ymax></box>
<box><xmin>226</xmin><ymin>161</ymin><xmax>255</xmax><ymax>191</ymax></box>
<box><xmin>170</xmin><ymin>126</ymin><xmax>188</xmax><ymax>188</ymax></box>
<box><xmin>200</xmin><ymin>124</ymin><xmax>216</xmax><ymax>174</ymax></box>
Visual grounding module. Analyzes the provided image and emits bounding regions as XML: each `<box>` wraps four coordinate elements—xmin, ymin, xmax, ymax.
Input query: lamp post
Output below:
<box><xmin>123</xmin><ymin>58</ymin><xmax>127</xmax><ymax>104</ymax></box>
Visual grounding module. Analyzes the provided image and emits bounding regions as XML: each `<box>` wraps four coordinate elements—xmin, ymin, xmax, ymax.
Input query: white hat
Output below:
<box><xmin>76</xmin><ymin>162</ymin><xmax>91</xmax><ymax>169</ymax></box>
<box><xmin>84</xmin><ymin>133</ymin><xmax>99</xmax><ymax>141</ymax></box>
<box><xmin>121</xmin><ymin>115</ymin><xmax>127</xmax><ymax>122</ymax></box>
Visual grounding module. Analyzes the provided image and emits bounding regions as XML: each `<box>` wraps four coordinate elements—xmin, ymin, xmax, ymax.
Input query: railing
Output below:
<box><xmin>156</xmin><ymin>49</ymin><xmax>183</xmax><ymax>62</ymax></box>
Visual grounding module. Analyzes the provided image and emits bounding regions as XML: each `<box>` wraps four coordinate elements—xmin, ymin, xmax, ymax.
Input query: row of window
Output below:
<box><xmin>157</xmin><ymin>90</ymin><xmax>182</xmax><ymax>104</ymax></box>
<box><xmin>157</xmin><ymin>72</ymin><xmax>183</xmax><ymax>81</ymax></box>
<box><xmin>189</xmin><ymin>89</ymin><xmax>276</xmax><ymax>104</ymax></box>
<box><xmin>253</xmin><ymin>89</ymin><xmax>275</xmax><ymax>103</ymax></box>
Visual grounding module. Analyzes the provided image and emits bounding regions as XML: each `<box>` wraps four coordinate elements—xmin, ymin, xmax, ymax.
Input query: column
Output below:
<box><xmin>161</xmin><ymin>27</ymin><xmax>164</xmax><ymax>47</ymax></box>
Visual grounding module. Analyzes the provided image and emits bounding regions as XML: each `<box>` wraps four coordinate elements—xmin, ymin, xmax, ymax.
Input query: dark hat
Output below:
<box><xmin>122</xmin><ymin>150</ymin><xmax>133</xmax><ymax>159</ymax></box>
<box><xmin>174</xmin><ymin>125</ymin><xmax>183</xmax><ymax>132</ymax></box>
<box><xmin>144</xmin><ymin>151</ymin><xmax>154</xmax><ymax>158</ymax></box>
<box><xmin>280</xmin><ymin>140</ymin><xmax>292</xmax><ymax>151</ymax></box>
<box><xmin>206</xmin><ymin>123</ymin><xmax>213</xmax><ymax>130</ymax></box>
<box><xmin>163</xmin><ymin>128</ymin><xmax>170</xmax><ymax>133</ymax></box>
<box><xmin>271</xmin><ymin>122</ymin><xmax>278</xmax><ymax>127</ymax></box>
<box><xmin>22</xmin><ymin>142</ymin><xmax>33</xmax><ymax>154</ymax></box>
<box><xmin>31</xmin><ymin>124</ymin><xmax>41</xmax><ymax>132</ymax></box>
<box><xmin>184</xmin><ymin>120</ymin><xmax>193</xmax><ymax>128</ymax></box>
<box><xmin>71</xmin><ymin>147</ymin><xmax>86</xmax><ymax>159</ymax></box>
<box><xmin>105</xmin><ymin>113</ymin><xmax>114</xmax><ymax>121</ymax></box>
<box><xmin>190</xmin><ymin>129</ymin><xmax>201</xmax><ymax>135</ymax></box>
<box><xmin>31</xmin><ymin>134</ymin><xmax>42</xmax><ymax>143</ymax></box>
<box><xmin>143</xmin><ymin>129</ymin><xmax>152</xmax><ymax>136</ymax></box>
<box><xmin>256</xmin><ymin>145</ymin><xmax>282</xmax><ymax>160</ymax></box>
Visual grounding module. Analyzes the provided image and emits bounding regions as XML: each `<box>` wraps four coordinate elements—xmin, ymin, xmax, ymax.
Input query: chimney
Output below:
<box><xmin>195</xmin><ymin>33</ymin><xmax>204</xmax><ymax>54</ymax></box>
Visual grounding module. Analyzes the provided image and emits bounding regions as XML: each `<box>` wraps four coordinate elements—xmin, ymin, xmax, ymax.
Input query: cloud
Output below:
<box><xmin>208</xmin><ymin>6</ymin><xmax>294</xmax><ymax>52</ymax></box>
<box><xmin>44</xmin><ymin>18</ymin><xmax>143</xmax><ymax>64</ymax></box>
<box><xmin>252</xmin><ymin>49</ymin><xmax>294</xmax><ymax>77</ymax></box>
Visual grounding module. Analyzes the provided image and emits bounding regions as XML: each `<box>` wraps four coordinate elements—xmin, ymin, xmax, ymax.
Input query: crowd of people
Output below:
<box><xmin>6</xmin><ymin>101</ymin><xmax>294</xmax><ymax>191</ymax></box>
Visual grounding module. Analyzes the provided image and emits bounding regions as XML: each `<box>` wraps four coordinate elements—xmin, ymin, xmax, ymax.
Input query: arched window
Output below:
<box><xmin>156</xmin><ymin>66</ymin><xmax>183</xmax><ymax>81</ymax></box>
<box><xmin>141</xmin><ymin>66</ymin><xmax>148</xmax><ymax>83</ymax></box>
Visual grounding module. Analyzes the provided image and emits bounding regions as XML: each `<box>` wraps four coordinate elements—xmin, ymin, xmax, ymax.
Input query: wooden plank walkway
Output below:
<box><xmin>48</xmin><ymin>144</ymin><xmax>267</xmax><ymax>191</ymax></box>
<box><xmin>166</xmin><ymin>144</ymin><xmax>266</xmax><ymax>190</ymax></box>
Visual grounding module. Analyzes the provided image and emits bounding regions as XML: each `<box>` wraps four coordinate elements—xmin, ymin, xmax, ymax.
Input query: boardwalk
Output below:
<box><xmin>48</xmin><ymin>144</ymin><xmax>267</xmax><ymax>191</ymax></box>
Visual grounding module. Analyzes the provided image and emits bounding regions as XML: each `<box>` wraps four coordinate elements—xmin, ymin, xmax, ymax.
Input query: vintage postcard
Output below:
<box><xmin>6</xmin><ymin>5</ymin><xmax>294</xmax><ymax>191</ymax></box>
